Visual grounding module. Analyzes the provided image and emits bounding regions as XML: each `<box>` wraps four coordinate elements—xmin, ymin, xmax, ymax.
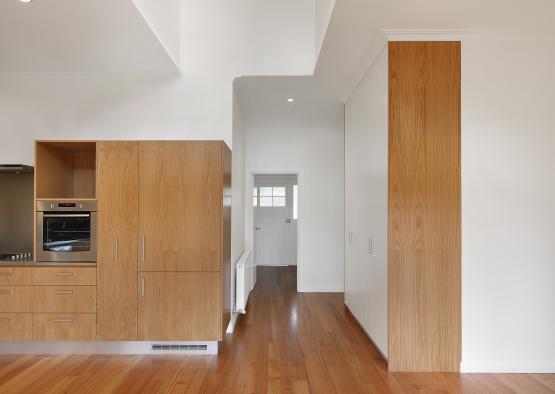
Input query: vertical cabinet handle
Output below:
<box><xmin>141</xmin><ymin>278</ymin><xmax>145</xmax><ymax>297</ymax></box>
<box><xmin>115</xmin><ymin>236</ymin><xmax>119</xmax><ymax>262</ymax></box>
<box><xmin>141</xmin><ymin>236</ymin><xmax>145</xmax><ymax>262</ymax></box>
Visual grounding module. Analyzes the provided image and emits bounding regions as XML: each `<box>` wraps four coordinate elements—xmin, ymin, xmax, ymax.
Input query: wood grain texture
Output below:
<box><xmin>0</xmin><ymin>286</ymin><xmax>33</xmax><ymax>313</ymax></box>
<box><xmin>35</xmin><ymin>141</ymin><xmax>96</xmax><ymax>199</ymax></box>
<box><xmin>32</xmin><ymin>286</ymin><xmax>96</xmax><ymax>313</ymax></box>
<box><xmin>388</xmin><ymin>41</ymin><xmax>461</xmax><ymax>372</ymax></box>
<box><xmin>96</xmin><ymin>141</ymin><xmax>139</xmax><ymax>340</ymax></box>
<box><xmin>138</xmin><ymin>141</ymin><xmax>222</xmax><ymax>272</ymax></box>
<box><xmin>32</xmin><ymin>314</ymin><xmax>96</xmax><ymax>341</ymax></box>
<box><xmin>32</xmin><ymin>267</ymin><xmax>96</xmax><ymax>286</ymax></box>
<box><xmin>138</xmin><ymin>272</ymin><xmax>221</xmax><ymax>341</ymax></box>
<box><xmin>0</xmin><ymin>268</ymin><xmax>33</xmax><ymax>286</ymax></box>
<box><xmin>0</xmin><ymin>313</ymin><xmax>32</xmax><ymax>340</ymax></box>
<box><xmin>221</xmin><ymin>142</ymin><xmax>232</xmax><ymax>335</ymax></box>
<box><xmin>0</xmin><ymin>267</ymin><xmax>551</xmax><ymax>393</ymax></box>
<box><xmin>35</xmin><ymin>142</ymin><xmax>73</xmax><ymax>199</ymax></box>
<box><xmin>72</xmin><ymin>150</ymin><xmax>96</xmax><ymax>199</ymax></box>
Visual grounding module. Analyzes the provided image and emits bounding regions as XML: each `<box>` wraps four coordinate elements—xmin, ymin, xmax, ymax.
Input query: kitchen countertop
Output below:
<box><xmin>0</xmin><ymin>261</ymin><xmax>97</xmax><ymax>267</ymax></box>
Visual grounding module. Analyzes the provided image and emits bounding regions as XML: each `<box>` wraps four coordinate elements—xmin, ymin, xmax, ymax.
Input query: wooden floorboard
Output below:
<box><xmin>0</xmin><ymin>266</ymin><xmax>553</xmax><ymax>393</ymax></box>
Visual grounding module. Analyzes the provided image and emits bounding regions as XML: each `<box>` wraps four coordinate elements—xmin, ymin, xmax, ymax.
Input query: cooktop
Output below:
<box><xmin>0</xmin><ymin>253</ymin><xmax>33</xmax><ymax>262</ymax></box>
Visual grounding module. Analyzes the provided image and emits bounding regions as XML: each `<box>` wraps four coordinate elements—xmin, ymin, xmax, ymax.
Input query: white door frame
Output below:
<box><xmin>247</xmin><ymin>169</ymin><xmax>303</xmax><ymax>292</ymax></box>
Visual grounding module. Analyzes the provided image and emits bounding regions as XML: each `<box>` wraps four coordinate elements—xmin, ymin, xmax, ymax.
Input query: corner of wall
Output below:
<box><xmin>131</xmin><ymin>0</ymin><xmax>181</xmax><ymax>70</ymax></box>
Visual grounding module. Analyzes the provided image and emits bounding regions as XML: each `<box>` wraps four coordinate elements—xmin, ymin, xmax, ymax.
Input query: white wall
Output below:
<box><xmin>230</xmin><ymin>80</ymin><xmax>246</xmax><ymax>313</ymax></box>
<box><xmin>0</xmin><ymin>0</ymin><xmax>316</xmax><ymax>163</ymax></box>
<box><xmin>243</xmin><ymin>92</ymin><xmax>345</xmax><ymax>292</ymax></box>
<box><xmin>461</xmin><ymin>33</ymin><xmax>555</xmax><ymax>372</ymax></box>
<box><xmin>180</xmin><ymin>0</ymin><xmax>315</xmax><ymax>77</ymax></box>
<box><xmin>344</xmin><ymin>46</ymin><xmax>388</xmax><ymax>357</ymax></box>
<box><xmin>132</xmin><ymin>0</ymin><xmax>181</xmax><ymax>65</ymax></box>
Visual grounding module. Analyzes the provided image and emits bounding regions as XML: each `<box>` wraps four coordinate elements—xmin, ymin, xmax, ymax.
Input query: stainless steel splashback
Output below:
<box><xmin>0</xmin><ymin>173</ymin><xmax>34</xmax><ymax>253</ymax></box>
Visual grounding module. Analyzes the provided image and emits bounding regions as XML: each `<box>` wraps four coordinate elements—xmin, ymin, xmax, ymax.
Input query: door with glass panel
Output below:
<box><xmin>253</xmin><ymin>176</ymin><xmax>297</xmax><ymax>266</ymax></box>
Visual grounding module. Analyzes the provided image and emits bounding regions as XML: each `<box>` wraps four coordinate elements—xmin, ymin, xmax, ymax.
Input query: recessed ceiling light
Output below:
<box><xmin>20</xmin><ymin>0</ymin><xmax>32</xmax><ymax>3</ymax></box>
<box><xmin>287</xmin><ymin>98</ymin><xmax>294</xmax><ymax>102</ymax></box>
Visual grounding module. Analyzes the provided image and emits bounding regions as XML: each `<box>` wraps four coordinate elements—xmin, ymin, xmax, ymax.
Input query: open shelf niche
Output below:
<box><xmin>35</xmin><ymin>141</ymin><xmax>97</xmax><ymax>200</ymax></box>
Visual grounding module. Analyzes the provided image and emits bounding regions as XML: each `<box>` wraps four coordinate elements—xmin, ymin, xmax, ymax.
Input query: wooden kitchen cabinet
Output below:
<box><xmin>138</xmin><ymin>141</ymin><xmax>223</xmax><ymax>272</ymax></box>
<box><xmin>18</xmin><ymin>139</ymin><xmax>231</xmax><ymax>344</ymax></box>
<box><xmin>32</xmin><ymin>286</ymin><xmax>96</xmax><ymax>313</ymax></box>
<box><xmin>0</xmin><ymin>313</ymin><xmax>32</xmax><ymax>340</ymax></box>
<box><xmin>33</xmin><ymin>314</ymin><xmax>96</xmax><ymax>341</ymax></box>
<box><xmin>32</xmin><ymin>267</ymin><xmax>96</xmax><ymax>286</ymax></box>
<box><xmin>138</xmin><ymin>272</ymin><xmax>221</xmax><ymax>341</ymax></box>
<box><xmin>35</xmin><ymin>141</ymin><xmax>96</xmax><ymax>199</ymax></box>
<box><xmin>0</xmin><ymin>267</ymin><xmax>33</xmax><ymax>286</ymax></box>
<box><xmin>0</xmin><ymin>286</ymin><xmax>33</xmax><ymax>312</ymax></box>
<box><xmin>96</xmin><ymin>141</ymin><xmax>139</xmax><ymax>340</ymax></box>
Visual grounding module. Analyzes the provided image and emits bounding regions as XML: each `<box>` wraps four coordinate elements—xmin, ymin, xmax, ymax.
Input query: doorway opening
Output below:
<box><xmin>253</xmin><ymin>174</ymin><xmax>299</xmax><ymax>290</ymax></box>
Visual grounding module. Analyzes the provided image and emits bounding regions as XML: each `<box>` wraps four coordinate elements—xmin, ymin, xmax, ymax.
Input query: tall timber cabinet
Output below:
<box><xmin>96</xmin><ymin>140</ymin><xmax>231</xmax><ymax>341</ymax></box>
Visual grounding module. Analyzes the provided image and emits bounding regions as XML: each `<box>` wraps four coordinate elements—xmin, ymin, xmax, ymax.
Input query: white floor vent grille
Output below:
<box><xmin>152</xmin><ymin>344</ymin><xmax>208</xmax><ymax>351</ymax></box>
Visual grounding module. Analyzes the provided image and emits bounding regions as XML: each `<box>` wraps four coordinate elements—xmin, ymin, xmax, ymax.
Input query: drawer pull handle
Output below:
<box><xmin>55</xmin><ymin>290</ymin><xmax>74</xmax><ymax>295</ymax></box>
<box><xmin>54</xmin><ymin>319</ymin><xmax>73</xmax><ymax>323</ymax></box>
<box><xmin>0</xmin><ymin>318</ymin><xmax>10</xmax><ymax>323</ymax></box>
<box><xmin>0</xmin><ymin>289</ymin><xmax>10</xmax><ymax>295</ymax></box>
<box><xmin>0</xmin><ymin>272</ymin><xmax>12</xmax><ymax>277</ymax></box>
<box><xmin>55</xmin><ymin>272</ymin><xmax>74</xmax><ymax>277</ymax></box>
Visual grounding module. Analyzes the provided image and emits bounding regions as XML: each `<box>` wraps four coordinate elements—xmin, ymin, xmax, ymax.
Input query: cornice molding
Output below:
<box><xmin>381</xmin><ymin>28</ymin><xmax>482</xmax><ymax>41</ymax></box>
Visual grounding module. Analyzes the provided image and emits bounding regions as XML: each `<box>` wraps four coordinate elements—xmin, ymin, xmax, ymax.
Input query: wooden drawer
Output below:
<box><xmin>33</xmin><ymin>286</ymin><xmax>96</xmax><ymax>313</ymax></box>
<box><xmin>33</xmin><ymin>314</ymin><xmax>96</xmax><ymax>340</ymax></box>
<box><xmin>0</xmin><ymin>286</ymin><xmax>33</xmax><ymax>312</ymax></box>
<box><xmin>0</xmin><ymin>268</ymin><xmax>33</xmax><ymax>286</ymax></box>
<box><xmin>33</xmin><ymin>267</ymin><xmax>96</xmax><ymax>286</ymax></box>
<box><xmin>0</xmin><ymin>313</ymin><xmax>32</xmax><ymax>340</ymax></box>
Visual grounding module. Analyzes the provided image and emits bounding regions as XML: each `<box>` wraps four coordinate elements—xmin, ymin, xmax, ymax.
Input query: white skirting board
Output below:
<box><xmin>460</xmin><ymin>362</ymin><xmax>555</xmax><ymax>373</ymax></box>
<box><xmin>0</xmin><ymin>341</ymin><xmax>218</xmax><ymax>355</ymax></box>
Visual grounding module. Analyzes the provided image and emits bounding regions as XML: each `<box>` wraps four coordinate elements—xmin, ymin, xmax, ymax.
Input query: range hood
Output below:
<box><xmin>0</xmin><ymin>165</ymin><xmax>34</xmax><ymax>174</ymax></box>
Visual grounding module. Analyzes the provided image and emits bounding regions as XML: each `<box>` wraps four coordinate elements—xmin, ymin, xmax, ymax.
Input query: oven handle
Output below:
<box><xmin>42</xmin><ymin>213</ymin><xmax>90</xmax><ymax>218</ymax></box>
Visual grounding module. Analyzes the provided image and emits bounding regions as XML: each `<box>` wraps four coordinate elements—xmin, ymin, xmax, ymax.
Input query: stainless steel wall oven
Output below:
<box><xmin>36</xmin><ymin>200</ymin><xmax>97</xmax><ymax>262</ymax></box>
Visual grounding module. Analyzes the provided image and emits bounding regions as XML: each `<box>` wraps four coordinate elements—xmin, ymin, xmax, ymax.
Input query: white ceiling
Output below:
<box><xmin>238</xmin><ymin>0</ymin><xmax>555</xmax><ymax>124</ymax></box>
<box><xmin>0</xmin><ymin>0</ymin><xmax>179</xmax><ymax>74</ymax></box>
<box><xmin>236</xmin><ymin>76</ymin><xmax>341</xmax><ymax>126</ymax></box>
<box><xmin>314</xmin><ymin>0</ymin><xmax>555</xmax><ymax>101</ymax></box>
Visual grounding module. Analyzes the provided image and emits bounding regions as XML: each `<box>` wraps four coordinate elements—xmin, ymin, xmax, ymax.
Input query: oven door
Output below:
<box><xmin>36</xmin><ymin>211</ymin><xmax>97</xmax><ymax>262</ymax></box>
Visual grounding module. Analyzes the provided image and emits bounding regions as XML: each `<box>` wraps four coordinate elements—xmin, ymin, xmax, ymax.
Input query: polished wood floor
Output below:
<box><xmin>0</xmin><ymin>266</ymin><xmax>553</xmax><ymax>393</ymax></box>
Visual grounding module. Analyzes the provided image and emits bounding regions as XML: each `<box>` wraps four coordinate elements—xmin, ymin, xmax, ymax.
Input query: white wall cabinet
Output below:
<box><xmin>344</xmin><ymin>47</ymin><xmax>389</xmax><ymax>358</ymax></box>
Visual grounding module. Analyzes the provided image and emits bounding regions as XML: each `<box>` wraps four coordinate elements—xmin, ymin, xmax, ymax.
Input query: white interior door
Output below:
<box><xmin>254</xmin><ymin>185</ymin><xmax>292</xmax><ymax>266</ymax></box>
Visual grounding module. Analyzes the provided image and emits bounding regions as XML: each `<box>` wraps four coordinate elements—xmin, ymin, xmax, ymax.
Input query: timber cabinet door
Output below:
<box><xmin>138</xmin><ymin>141</ymin><xmax>222</xmax><ymax>272</ymax></box>
<box><xmin>138</xmin><ymin>272</ymin><xmax>221</xmax><ymax>341</ymax></box>
<box><xmin>96</xmin><ymin>141</ymin><xmax>139</xmax><ymax>340</ymax></box>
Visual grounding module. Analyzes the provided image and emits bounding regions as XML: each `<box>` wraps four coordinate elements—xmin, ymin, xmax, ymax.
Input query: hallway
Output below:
<box><xmin>0</xmin><ymin>266</ymin><xmax>553</xmax><ymax>393</ymax></box>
